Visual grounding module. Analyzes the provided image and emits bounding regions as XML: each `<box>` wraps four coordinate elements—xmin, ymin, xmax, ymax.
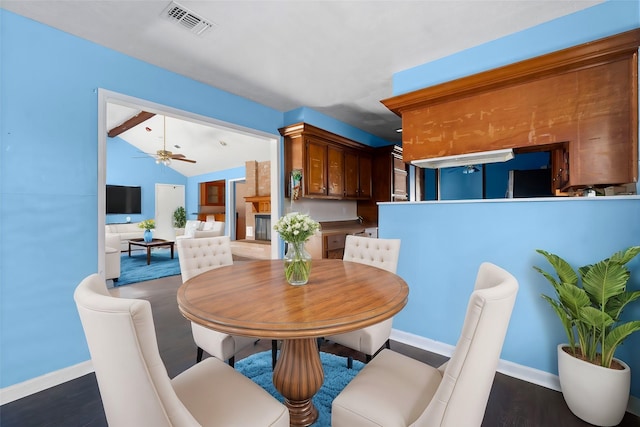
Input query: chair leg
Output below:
<box><xmin>347</xmin><ymin>356</ymin><xmax>353</xmax><ymax>369</ymax></box>
<box><xmin>386</xmin><ymin>339</ymin><xmax>391</xmax><ymax>349</ymax></box>
<box><xmin>272</xmin><ymin>340</ymin><xmax>278</xmax><ymax>369</ymax></box>
<box><xmin>228</xmin><ymin>356</ymin><xmax>235</xmax><ymax>367</ymax></box>
<box><xmin>196</xmin><ymin>346</ymin><xmax>204</xmax><ymax>363</ymax></box>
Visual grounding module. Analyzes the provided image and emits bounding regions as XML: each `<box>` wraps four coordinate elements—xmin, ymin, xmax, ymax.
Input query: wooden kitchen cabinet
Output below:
<box><xmin>325</xmin><ymin>233</ymin><xmax>347</xmax><ymax>259</ymax></box>
<box><xmin>344</xmin><ymin>150</ymin><xmax>372</xmax><ymax>199</ymax></box>
<box><xmin>357</xmin><ymin>144</ymin><xmax>408</xmax><ymax>223</ymax></box>
<box><xmin>327</xmin><ymin>144</ymin><xmax>345</xmax><ymax>197</ymax></box>
<box><xmin>305</xmin><ymin>137</ymin><xmax>344</xmax><ymax>198</ymax></box>
<box><xmin>306</xmin><ymin>138</ymin><xmax>328</xmax><ymax>197</ymax></box>
<box><xmin>382</xmin><ymin>30</ymin><xmax>639</xmax><ymax>191</ymax></box>
<box><xmin>280</xmin><ymin>122</ymin><xmax>374</xmax><ymax>200</ymax></box>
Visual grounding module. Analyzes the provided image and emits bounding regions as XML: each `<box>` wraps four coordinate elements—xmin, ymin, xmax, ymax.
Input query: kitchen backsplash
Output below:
<box><xmin>286</xmin><ymin>198</ymin><xmax>357</xmax><ymax>222</ymax></box>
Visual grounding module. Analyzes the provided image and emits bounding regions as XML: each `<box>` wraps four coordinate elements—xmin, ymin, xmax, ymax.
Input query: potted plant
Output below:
<box><xmin>138</xmin><ymin>219</ymin><xmax>155</xmax><ymax>242</ymax></box>
<box><xmin>534</xmin><ymin>246</ymin><xmax>640</xmax><ymax>426</ymax></box>
<box><xmin>173</xmin><ymin>206</ymin><xmax>186</xmax><ymax>237</ymax></box>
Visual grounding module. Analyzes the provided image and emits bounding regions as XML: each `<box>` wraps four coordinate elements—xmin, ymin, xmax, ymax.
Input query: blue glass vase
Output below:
<box><xmin>143</xmin><ymin>229</ymin><xmax>153</xmax><ymax>242</ymax></box>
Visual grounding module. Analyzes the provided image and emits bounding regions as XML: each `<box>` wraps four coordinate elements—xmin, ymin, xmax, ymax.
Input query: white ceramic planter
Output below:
<box><xmin>557</xmin><ymin>344</ymin><xmax>630</xmax><ymax>426</ymax></box>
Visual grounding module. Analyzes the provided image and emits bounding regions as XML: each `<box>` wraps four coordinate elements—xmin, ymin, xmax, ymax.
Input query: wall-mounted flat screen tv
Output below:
<box><xmin>106</xmin><ymin>185</ymin><xmax>142</xmax><ymax>214</ymax></box>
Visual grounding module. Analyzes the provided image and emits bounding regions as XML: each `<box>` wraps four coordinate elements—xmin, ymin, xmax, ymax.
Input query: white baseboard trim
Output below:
<box><xmin>0</xmin><ymin>360</ymin><xmax>93</xmax><ymax>405</ymax></box>
<box><xmin>2</xmin><ymin>333</ymin><xmax>639</xmax><ymax>419</ymax></box>
<box><xmin>390</xmin><ymin>329</ymin><xmax>639</xmax><ymax>418</ymax></box>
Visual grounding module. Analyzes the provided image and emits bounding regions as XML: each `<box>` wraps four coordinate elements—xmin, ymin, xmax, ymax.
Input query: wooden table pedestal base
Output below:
<box><xmin>273</xmin><ymin>338</ymin><xmax>324</xmax><ymax>427</ymax></box>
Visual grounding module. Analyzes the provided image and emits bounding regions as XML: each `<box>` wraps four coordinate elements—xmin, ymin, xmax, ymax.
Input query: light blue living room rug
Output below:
<box><xmin>235</xmin><ymin>350</ymin><xmax>364</xmax><ymax>427</ymax></box>
<box><xmin>115</xmin><ymin>249</ymin><xmax>180</xmax><ymax>286</ymax></box>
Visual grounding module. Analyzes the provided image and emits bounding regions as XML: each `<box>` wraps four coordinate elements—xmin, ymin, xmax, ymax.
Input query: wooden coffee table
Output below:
<box><xmin>128</xmin><ymin>238</ymin><xmax>174</xmax><ymax>265</ymax></box>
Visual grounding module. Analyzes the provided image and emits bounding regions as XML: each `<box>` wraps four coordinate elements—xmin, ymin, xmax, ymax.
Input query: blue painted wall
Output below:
<box><xmin>389</xmin><ymin>0</ymin><xmax>640</xmax><ymax>398</ymax></box>
<box><xmin>0</xmin><ymin>9</ymin><xmax>387</xmax><ymax>389</ymax></box>
<box><xmin>106</xmin><ymin>136</ymin><xmax>188</xmax><ymax>224</ymax></box>
<box><xmin>0</xmin><ymin>9</ymin><xmax>284</xmax><ymax>388</ymax></box>
<box><xmin>380</xmin><ymin>197</ymin><xmax>640</xmax><ymax>397</ymax></box>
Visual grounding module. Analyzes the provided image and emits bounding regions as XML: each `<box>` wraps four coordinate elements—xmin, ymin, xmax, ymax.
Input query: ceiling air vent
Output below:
<box><xmin>161</xmin><ymin>1</ymin><xmax>216</xmax><ymax>36</ymax></box>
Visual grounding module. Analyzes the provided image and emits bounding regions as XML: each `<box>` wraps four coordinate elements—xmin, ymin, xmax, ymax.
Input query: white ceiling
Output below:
<box><xmin>107</xmin><ymin>103</ymin><xmax>272</xmax><ymax>177</ymax></box>
<box><xmin>2</xmin><ymin>0</ymin><xmax>603</xmax><ymax>174</ymax></box>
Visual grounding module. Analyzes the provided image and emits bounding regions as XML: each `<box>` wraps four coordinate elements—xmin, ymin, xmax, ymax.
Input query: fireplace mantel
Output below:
<box><xmin>245</xmin><ymin>196</ymin><xmax>271</xmax><ymax>213</ymax></box>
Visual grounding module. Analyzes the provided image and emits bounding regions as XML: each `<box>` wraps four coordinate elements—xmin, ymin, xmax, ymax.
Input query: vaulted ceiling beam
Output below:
<box><xmin>107</xmin><ymin>111</ymin><xmax>155</xmax><ymax>138</ymax></box>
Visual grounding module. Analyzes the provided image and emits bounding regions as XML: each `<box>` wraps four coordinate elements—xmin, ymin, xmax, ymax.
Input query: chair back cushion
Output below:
<box><xmin>414</xmin><ymin>262</ymin><xmax>518</xmax><ymax>427</ymax></box>
<box><xmin>343</xmin><ymin>235</ymin><xmax>401</xmax><ymax>273</ymax></box>
<box><xmin>74</xmin><ymin>274</ymin><xmax>199</xmax><ymax>426</ymax></box>
<box><xmin>177</xmin><ymin>236</ymin><xmax>233</xmax><ymax>282</ymax></box>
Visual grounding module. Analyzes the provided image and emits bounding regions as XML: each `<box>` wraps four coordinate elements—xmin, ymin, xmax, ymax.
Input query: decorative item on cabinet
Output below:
<box><xmin>290</xmin><ymin>169</ymin><xmax>302</xmax><ymax>200</ymax></box>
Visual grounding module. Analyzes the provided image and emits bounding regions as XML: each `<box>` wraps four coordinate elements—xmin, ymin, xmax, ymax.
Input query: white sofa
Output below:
<box><xmin>105</xmin><ymin>234</ymin><xmax>121</xmax><ymax>282</ymax></box>
<box><xmin>176</xmin><ymin>220</ymin><xmax>225</xmax><ymax>241</ymax></box>
<box><xmin>105</xmin><ymin>222</ymin><xmax>145</xmax><ymax>251</ymax></box>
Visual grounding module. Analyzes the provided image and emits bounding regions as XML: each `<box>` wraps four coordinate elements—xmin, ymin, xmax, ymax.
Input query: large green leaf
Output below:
<box><xmin>602</xmin><ymin>320</ymin><xmax>640</xmax><ymax>368</ymax></box>
<box><xmin>533</xmin><ymin>266</ymin><xmax>561</xmax><ymax>291</ymax></box>
<box><xmin>542</xmin><ymin>295</ymin><xmax>576</xmax><ymax>349</ymax></box>
<box><xmin>558</xmin><ymin>283</ymin><xmax>590</xmax><ymax>318</ymax></box>
<box><xmin>535</xmin><ymin>250</ymin><xmax>578</xmax><ymax>286</ymax></box>
<box><xmin>579</xmin><ymin>306</ymin><xmax>613</xmax><ymax>330</ymax></box>
<box><xmin>609</xmin><ymin>246</ymin><xmax>640</xmax><ymax>265</ymax></box>
<box><xmin>581</xmin><ymin>261</ymin><xmax>629</xmax><ymax>306</ymax></box>
<box><xmin>606</xmin><ymin>290</ymin><xmax>640</xmax><ymax>321</ymax></box>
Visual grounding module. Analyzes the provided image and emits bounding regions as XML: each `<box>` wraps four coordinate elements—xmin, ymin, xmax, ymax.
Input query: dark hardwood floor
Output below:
<box><xmin>1</xmin><ymin>274</ymin><xmax>638</xmax><ymax>426</ymax></box>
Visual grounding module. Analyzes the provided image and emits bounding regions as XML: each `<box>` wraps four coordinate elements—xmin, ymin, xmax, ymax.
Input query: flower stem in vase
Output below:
<box><xmin>284</xmin><ymin>241</ymin><xmax>312</xmax><ymax>285</ymax></box>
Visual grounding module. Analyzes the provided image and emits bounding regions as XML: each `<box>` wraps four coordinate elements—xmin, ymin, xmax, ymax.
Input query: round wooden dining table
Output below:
<box><xmin>177</xmin><ymin>259</ymin><xmax>409</xmax><ymax>427</ymax></box>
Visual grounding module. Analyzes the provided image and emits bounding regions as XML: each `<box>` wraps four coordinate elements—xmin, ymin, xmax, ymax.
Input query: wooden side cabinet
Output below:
<box><xmin>200</xmin><ymin>180</ymin><xmax>225</xmax><ymax>206</ymax></box>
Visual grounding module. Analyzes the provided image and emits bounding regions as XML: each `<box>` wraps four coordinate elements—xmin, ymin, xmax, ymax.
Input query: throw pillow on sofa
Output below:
<box><xmin>184</xmin><ymin>220</ymin><xmax>202</xmax><ymax>238</ymax></box>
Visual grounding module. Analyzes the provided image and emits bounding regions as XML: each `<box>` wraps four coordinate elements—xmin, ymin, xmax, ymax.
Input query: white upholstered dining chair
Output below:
<box><xmin>177</xmin><ymin>236</ymin><xmax>257</xmax><ymax>366</ymax></box>
<box><xmin>331</xmin><ymin>262</ymin><xmax>519</xmax><ymax>427</ymax></box>
<box><xmin>74</xmin><ymin>273</ymin><xmax>289</xmax><ymax>427</ymax></box>
<box><xmin>325</xmin><ymin>235</ymin><xmax>401</xmax><ymax>368</ymax></box>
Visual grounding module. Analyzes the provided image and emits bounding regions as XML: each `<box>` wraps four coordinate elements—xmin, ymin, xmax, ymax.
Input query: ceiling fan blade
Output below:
<box><xmin>170</xmin><ymin>153</ymin><xmax>196</xmax><ymax>163</ymax></box>
<box><xmin>174</xmin><ymin>157</ymin><xmax>197</xmax><ymax>163</ymax></box>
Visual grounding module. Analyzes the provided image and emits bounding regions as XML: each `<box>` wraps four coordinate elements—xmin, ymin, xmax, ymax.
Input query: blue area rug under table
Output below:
<box><xmin>115</xmin><ymin>249</ymin><xmax>180</xmax><ymax>286</ymax></box>
<box><xmin>235</xmin><ymin>350</ymin><xmax>364</xmax><ymax>427</ymax></box>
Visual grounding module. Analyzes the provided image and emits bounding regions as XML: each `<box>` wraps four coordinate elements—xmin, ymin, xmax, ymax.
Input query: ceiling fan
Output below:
<box><xmin>155</xmin><ymin>116</ymin><xmax>197</xmax><ymax>165</ymax></box>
